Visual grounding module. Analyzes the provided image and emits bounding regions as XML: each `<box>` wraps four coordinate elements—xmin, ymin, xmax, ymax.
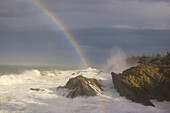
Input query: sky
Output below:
<box><xmin>0</xmin><ymin>0</ymin><xmax>170</xmax><ymax>67</ymax></box>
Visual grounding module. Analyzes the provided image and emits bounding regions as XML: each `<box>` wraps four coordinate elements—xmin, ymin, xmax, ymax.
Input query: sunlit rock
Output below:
<box><xmin>111</xmin><ymin>65</ymin><xmax>170</xmax><ymax>107</ymax></box>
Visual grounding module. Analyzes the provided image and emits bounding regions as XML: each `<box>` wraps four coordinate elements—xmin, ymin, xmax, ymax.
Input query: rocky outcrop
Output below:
<box><xmin>57</xmin><ymin>75</ymin><xmax>102</xmax><ymax>98</ymax></box>
<box><xmin>111</xmin><ymin>65</ymin><xmax>170</xmax><ymax>107</ymax></box>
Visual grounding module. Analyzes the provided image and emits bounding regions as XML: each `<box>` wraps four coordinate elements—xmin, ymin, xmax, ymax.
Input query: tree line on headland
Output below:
<box><xmin>127</xmin><ymin>52</ymin><xmax>170</xmax><ymax>66</ymax></box>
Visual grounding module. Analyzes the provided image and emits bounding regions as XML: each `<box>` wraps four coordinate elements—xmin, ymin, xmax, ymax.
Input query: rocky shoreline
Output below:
<box><xmin>111</xmin><ymin>65</ymin><xmax>170</xmax><ymax>106</ymax></box>
<box><xmin>56</xmin><ymin>65</ymin><xmax>170</xmax><ymax>107</ymax></box>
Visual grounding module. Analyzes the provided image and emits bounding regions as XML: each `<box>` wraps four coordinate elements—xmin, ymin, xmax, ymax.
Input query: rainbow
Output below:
<box><xmin>32</xmin><ymin>0</ymin><xmax>89</xmax><ymax>68</ymax></box>
<box><xmin>31</xmin><ymin>1</ymin><xmax>106</xmax><ymax>113</ymax></box>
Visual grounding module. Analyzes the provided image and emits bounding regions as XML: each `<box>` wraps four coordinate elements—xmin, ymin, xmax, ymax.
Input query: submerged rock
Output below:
<box><xmin>30</xmin><ymin>88</ymin><xmax>45</xmax><ymax>92</ymax></box>
<box><xmin>111</xmin><ymin>65</ymin><xmax>170</xmax><ymax>107</ymax></box>
<box><xmin>57</xmin><ymin>75</ymin><xmax>102</xmax><ymax>98</ymax></box>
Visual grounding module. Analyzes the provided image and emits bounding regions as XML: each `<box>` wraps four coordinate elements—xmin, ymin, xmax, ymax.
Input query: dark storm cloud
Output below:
<box><xmin>72</xmin><ymin>28</ymin><xmax>170</xmax><ymax>50</ymax></box>
<box><xmin>0</xmin><ymin>0</ymin><xmax>170</xmax><ymax>66</ymax></box>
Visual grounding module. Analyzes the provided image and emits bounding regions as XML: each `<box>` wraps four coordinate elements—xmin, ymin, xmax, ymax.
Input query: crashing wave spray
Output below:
<box><xmin>105</xmin><ymin>47</ymin><xmax>132</xmax><ymax>74</ymax></box>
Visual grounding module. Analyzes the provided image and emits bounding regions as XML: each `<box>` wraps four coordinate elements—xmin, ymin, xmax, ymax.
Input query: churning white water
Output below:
<box><xmin>0</xmin><ymin>68</ymin><xmax>169</xmax><ymax>113</ymax></box>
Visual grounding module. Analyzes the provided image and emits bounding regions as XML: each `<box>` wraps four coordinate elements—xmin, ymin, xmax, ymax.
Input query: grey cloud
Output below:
<box><xmin>46</xmin><ymin>0</ymin><xmax>170</xmax><ymax>29</ymax></box>
<box><xmin>1</xmin><ymin>0</ymin><xmax>170</xmax><ymax>29</ymax></box>
<box><xmin>0</xmin><ymin>0</ymin><xmax>38</xmax><ymax>18</ymax></box>
<box><xmin>118</xmin><ymin>0</ymin><xmax>170</xmax><ymax>2</ymax></box>
<box><xmin>142</xmin><ymin>0</ymin><xmax>170</xmax><ymax>2</ymax></box>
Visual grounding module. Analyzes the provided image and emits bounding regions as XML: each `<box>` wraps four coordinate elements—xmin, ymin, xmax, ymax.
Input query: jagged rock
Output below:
<box><xmin>57</xmin><ymin>75</ymin><xmax>102</xmax><ymax>98</ymax></box>
<box><xmin>111</xmin><ymin>65</ymin><xmax>170</xmax><ymax>107</ymax></box>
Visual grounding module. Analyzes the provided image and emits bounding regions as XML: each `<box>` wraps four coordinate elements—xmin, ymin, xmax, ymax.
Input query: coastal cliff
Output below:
<box><xmin>111</xmin><ymin>65</ymin><xmax>170</xmax><ymax>106</ymax></box>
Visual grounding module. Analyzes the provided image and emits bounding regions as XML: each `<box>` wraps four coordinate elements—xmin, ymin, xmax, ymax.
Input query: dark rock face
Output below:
<box><xmin>58</xmin><ymin>75</ymin><xmax>102</xmax><ymax>98</ymax></box>
<box><xmin>111</xmin><ymin>65</ymin><xmax>170</xmax><ymax>107</ymax></box>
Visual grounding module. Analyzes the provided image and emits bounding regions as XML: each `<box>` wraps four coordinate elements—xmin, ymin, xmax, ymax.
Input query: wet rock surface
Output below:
<box><xmin>111</xmin><ymin>65</ymin><xmax>170</xmax><ymax>107</ymax></box>
<box><xmin>57</xmin><ymin>75</ymin><xmax>103</xmax><ymax>98</ymax></box>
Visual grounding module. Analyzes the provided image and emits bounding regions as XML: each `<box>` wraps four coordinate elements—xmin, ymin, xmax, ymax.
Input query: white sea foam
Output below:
<box><xmin>0</xmin><ymin>68</ymin><xmax>169</xmax><ymax>113</ymax></box>
<box><xmin>0</xmin><ymin>70</ymin><xmax>41</xmax><ymax>85</ymax></box>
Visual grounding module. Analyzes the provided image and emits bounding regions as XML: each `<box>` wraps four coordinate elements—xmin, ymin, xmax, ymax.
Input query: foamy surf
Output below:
<box><xmin>0</xmin><ymin>68</ymin><xmax>169</xmax><ymax>113</ymax></box>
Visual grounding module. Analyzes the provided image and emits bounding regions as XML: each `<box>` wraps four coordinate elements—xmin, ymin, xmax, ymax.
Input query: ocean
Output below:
<box><xmin>0</xmin><ymin>66</ymin><xmax>169</xmax><ymax>113</ymax></box>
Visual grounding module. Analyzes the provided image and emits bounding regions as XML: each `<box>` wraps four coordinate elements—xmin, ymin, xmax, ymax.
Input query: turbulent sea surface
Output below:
<box><xmin>0</xmin><ymin>66</ymin><xmax>170</xmax><ymax>113</ymax></box>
